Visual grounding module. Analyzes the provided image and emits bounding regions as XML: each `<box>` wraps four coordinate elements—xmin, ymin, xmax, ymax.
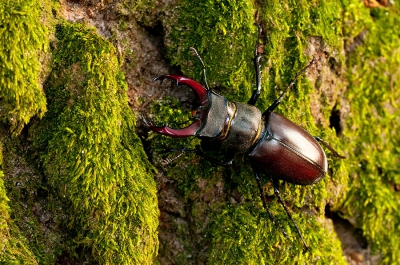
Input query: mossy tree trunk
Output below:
<box><xmin>1</xmin><ymin>0</ymin><xmax>400</xmax><ymax>264</ymax></box>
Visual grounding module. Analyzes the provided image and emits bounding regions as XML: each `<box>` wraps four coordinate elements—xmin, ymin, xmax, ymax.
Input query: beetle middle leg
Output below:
<box><xmin>263</xmin><ymin>57</ymin><xmax>315</xmax><ymax>116</ymax></box>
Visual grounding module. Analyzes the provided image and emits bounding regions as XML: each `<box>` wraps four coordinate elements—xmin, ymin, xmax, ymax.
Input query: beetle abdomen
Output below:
<box><xmin>248</xmin><ymin>112</ymin><xmax>328</xmax><ymax>185</ymax></box>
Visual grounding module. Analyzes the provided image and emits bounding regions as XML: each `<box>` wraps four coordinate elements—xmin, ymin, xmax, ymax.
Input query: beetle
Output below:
<box><xmin>144</xmin><ymin>25</ymin><xmax>344</xmax><ymax>250</ymax></box>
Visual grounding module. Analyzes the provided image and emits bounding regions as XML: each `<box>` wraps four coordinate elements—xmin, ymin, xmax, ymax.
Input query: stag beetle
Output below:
<box><xmin>144</xmin><ymin>25</ymin><xmax>344</xmax><ymax>250</ymax></box>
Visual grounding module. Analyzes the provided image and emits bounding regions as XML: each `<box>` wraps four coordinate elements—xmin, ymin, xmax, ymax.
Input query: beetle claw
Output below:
<box><xmin>152</xmin><ymin>75</ymin><xmax>167</xmax><ymax>85</ymax></box>
<box><xmin>142</xmin><ymin>116</ymin><xmax>154</xmax><ymax>128</ymax></box>
<box><xmin>152</xmin><ymin>75</ymin><xmax>180</xmax><ymax>86</ymax></box>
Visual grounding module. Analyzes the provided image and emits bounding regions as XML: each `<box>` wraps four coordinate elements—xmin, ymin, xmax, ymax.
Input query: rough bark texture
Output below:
<box><xmin>1</xmin><ymin>0</ymin><xmax>400</xmax><ymax>264</ymax></box>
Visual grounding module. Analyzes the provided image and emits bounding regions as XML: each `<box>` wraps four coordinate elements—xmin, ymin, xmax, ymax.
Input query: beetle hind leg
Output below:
<box><xmin>314</xmin><ymin>136</ymin><xmax>345</xmax><ymax>158</ymax></box>
<box><xmin>251</xmin><ymin>163</ymin><xmax>288</xmax><ymax>238</ymax></box>
<box><xmin>273</xmin><ymin>178</ymin><xmax>310</xmax><ymax>251</ymax></box>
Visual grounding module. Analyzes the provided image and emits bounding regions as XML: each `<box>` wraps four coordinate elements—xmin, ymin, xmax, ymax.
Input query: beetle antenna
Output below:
<box><xmin>264</xmin><ymin>57</ymin><xmax>315</xmax><ymax>114</ymax></box>
<box><xmin>248</xmin><ymin>23</ymin><xmax>263</xmax><ymax>105</ymax></box>
<box><xmin>190</xmin><ymin>47</ymin><xmax>210</xmax><ymax>90</ymax></box>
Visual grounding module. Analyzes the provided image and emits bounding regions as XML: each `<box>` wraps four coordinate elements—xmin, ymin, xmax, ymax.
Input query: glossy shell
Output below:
<box><xmin>248</xmin><ymin>112</ymin><xmax>328</xmax><ymax>185</ymax></box>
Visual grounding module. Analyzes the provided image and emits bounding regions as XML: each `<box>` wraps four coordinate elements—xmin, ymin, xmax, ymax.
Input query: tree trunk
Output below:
<box><xmin>1</xmin><ymin>0</ymin><xmax>400</xmax><ymax>264</ymax></box>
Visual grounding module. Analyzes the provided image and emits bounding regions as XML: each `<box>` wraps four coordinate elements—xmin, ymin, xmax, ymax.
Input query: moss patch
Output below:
<box><xmin>32</xmin><ymin>22</ymin><xmax>159</xmax><ymax>264</ymax></box>
<box><xmin>0</xmin><ymin>0</ymin><xmax>48</xmax><ymax>135</ymax></box>
<box><xmin>0</xmin><ymin>144</ymin><xmax>38</xmax><ymax>264</ymax></box>
<box><xmin>208</xmin><ymin>203</ymin><xmax>345</xmax><ymax>264</ymax></box>
<box><xmin>340</xmin><ymin>1</ymin><xmax>400</xmax><ymax>263</ymax></box>
<box><xmin>165</xmin><ymin>0</ymin><xmax>256</xmax><ymax>101</ymax></box>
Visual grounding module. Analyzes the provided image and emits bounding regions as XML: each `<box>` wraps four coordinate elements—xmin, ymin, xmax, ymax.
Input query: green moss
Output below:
<box><xmin>166</xmin><ymin>0</ymin><xmax>256</xmax><ymax>101</ymax></box>
<box><xmin>256</xmin><ymin>0</ymin><xmax>344</xmax><ymax>111</ymax></box>
<box><xmin>339</xmin><ymin>1</ymin><xmax>400</xmax><ymax>263</ymax></box>
<box><xmin>208</xmin><ymin>204</ymin><xmax>345</xmax><ymax>264</ymax></box>
<box><xmin>0</xmin><ymin>146</ymin><xmax>9</xmax><ymax>258</ymax></box>
<box><xmin>1</xmin><ymin>134</ymin><xmax>66</xmax><ymax>264</ymax></box>
<box><xmin>157</xmin><ymin>0</ymin><xmax>400</xmax><ymax>263</ymax></box>
<box><xmin>0</xmin><ymin>144</ymin><xmax>38</xmax><ymax>264</ymax></box>
<box><xmin>115</xmin><ymin>0</ymin><xmax>158</xmax><ymax>26</ymax></box>
<box><xmin>32</xmin><ymin>22</ymin><xmax>159</xmax><ymax>264</ymax></box>
<box><xmin>0</xmin><ymin>0</ymin><xmax>48</xmax><ymax>135</ymax></box>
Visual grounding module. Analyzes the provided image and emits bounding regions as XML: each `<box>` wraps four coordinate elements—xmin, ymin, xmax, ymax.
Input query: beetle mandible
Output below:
<box><xmin>144</xmin><ymin>25</ymin><xmax>344</xmax><ymax>250</ymax></box>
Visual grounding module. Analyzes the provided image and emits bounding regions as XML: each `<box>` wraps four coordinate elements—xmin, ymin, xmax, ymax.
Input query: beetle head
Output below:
<box><xmin>143</xmin><ymin>74</ymin><xmax>211</xmax><ymax>138</ymax></box>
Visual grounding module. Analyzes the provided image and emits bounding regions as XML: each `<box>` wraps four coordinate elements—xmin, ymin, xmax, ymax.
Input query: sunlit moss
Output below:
<box><xmin>340</xmin><ymin>1</ymin><xmax>400</xmax><ymax>263</ymax></box>
<box><xmin>0</xmin><ymin>0</ymin><xmax>48</xmax><ymax>135</ymax></box>
<box><xmin>32</xmin><ymin>22</ymin><xmax>159</xmax><ymax>264</ymax></box>
<box><xmin>208</xmin><ymin>204</ymin><xmax>345</xmax><ymax>264</ymax></box>
<box><xmin>165</xmin><ymin>0</ymin><xmax>256</xmax><ymax>101</ymax></box>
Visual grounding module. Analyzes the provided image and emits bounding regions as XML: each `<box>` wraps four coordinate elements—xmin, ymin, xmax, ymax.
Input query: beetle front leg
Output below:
<box><xmin>159</xmin><ymin>146</ymin><xmax>233</xmax><ymax>166</ymax></box>
<box><xmin>160</xmin><ymin>148</ymin><xmax>193</xmax><ymax>166</ymax></box>
<box><xmin>272</xmin><ymin>178</ymin><xmax>310</xmax><ymax>251</ymax></box>
<box><xmin>194</xmin><ymin>146</ymin><xmax>234</xmax><ymax>166</ymax></box>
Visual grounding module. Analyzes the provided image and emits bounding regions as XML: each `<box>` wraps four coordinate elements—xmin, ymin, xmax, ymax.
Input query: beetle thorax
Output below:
<box><xmin>197</xmin><ymin>92</ymin><xmax>262</xmax><ymax>153</ymax></box>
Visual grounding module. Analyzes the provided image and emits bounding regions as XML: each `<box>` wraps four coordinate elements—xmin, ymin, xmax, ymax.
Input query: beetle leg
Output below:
<box><xmin>251</xmin><ymin>163</ymin><xmax>288</xmax><ymax>238</ymax></box>
<box><xmin>194</xmin><ymin>146</ymin><xmax>233</xmax><ymax>166</ymax></box>
<box><xmin>263</xmin><ymin>57</ymin><xmax>315</xmax><ymax>116</ymax></box>
<box><xmin>314</xmin><ymin>136</ymin><xmax>346</xmax><ymax>158</ymax></box>
<box><xmin>272</xmin><ymin>178</ymin><xmax>310</xmax><ymax>251</ymax></box>
<box><xmin>162</xmin><ymin>150</ymin><xmax>187</xmax><ymax>166</ymax></box>
<box><xmin>248</xmin><ymin>24</ymin><xmax>263</xmax><ymax>106</ymax></box>
<box><xmin>160</xmin><ymin>139</ymin><xmax>198</xmax><ymax>165</ymax></box>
